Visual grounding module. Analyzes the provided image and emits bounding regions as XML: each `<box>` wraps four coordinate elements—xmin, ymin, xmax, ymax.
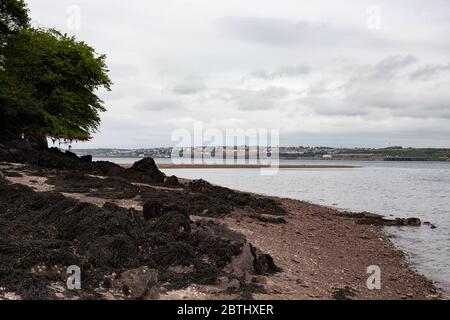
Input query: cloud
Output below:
<box><xmin>221</xmin><ymin>86</ymin><xmax>290</xmax><ymax>111</ymax></box>
<box><xmin>248</xmin><ymin>65</ymin><xmax>310</xmax><ymax>80</ymax></box>
<box><xmin>172</xmin><ymin>81</ymin><xmax>207</xmax><ymax>95</ymax></box>
<box><xmin>370</xmin><ymin>55</ymin><xmax>418</xmax><ymax>80</ymax></box>
<box><xmin>410</xmin><ymin>63</ymin><xmax>450</xmax><ymax>80</ymax></box>
<box><xmin>220</xmin><ymin>16</ymin><xmax>388</xmax><ymax>48</ymax></box>
<box><xmin>135</xmin><ymin>97</ymin><xmax>183</xmax><ymax>112</ymax></box>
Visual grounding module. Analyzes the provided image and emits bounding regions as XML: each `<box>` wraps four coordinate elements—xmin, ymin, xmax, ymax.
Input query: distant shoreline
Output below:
<box><xmin>119</xmin><ymin>163</ymin><xmax>359</xmax><ymax>169</ymax></box>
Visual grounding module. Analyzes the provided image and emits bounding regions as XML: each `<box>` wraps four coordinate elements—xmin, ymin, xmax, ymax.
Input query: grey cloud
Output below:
<box><xmin>220</xmin><ymin>16</ymin><xmax>388</xmax><ymax>48</ymax></box>
<box><xmin>172</xmin><ymin>81</ymin><xmax>207</xmax><ymax>95</ymax></box>
<box><xmin>371</xmin><ymin>55</ymin><xmax>418</xmax><ymax>80</ymax></box>
<box><xmin>223</xmin><ymin>86</ymin><xmax>290</xmax><ymax>111</ymax></box>
<box><xmin>135</xmin><ymin>97</ymin><xmax>183</xmax><ymax>112</ymax></box>
<box><xmin>249</xmin><ymin>65</ymin><xmax>310</xmax><ymax>80</ymax></box>
<box><xmin>410</xmin><ymin>63</ymin><xmax>450</xmax><ymax>80</ymax></box>
<box><xmin>306</xmin><ymin>80</ymin><xmax>329</xmax><ymax>96</ymax></box>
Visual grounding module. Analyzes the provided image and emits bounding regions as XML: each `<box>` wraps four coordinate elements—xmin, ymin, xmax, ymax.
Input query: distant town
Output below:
<box><xmin>71</xmin><ymin>146</ymin><xmax>450</xmax><ymax>161</ymax></box>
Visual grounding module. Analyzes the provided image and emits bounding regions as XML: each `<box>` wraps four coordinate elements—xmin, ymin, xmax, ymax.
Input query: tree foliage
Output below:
<box><xmin>0</xmin><ymin>0</ymin><xmax>29</xmax><ymax>45</ymax></box>
<box><xmin>0</xmin><ymin>1</ymin><xmax>112</xmax><ymax>142</ymax></box>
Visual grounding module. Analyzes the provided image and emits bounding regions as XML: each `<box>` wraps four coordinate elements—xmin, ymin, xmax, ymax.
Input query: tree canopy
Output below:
<box><xmin>0</xmin><ymin>0</ymin><xmax>29</xmax><ymax>45</ymax></box>
<box><xmin>0</xmin><ymin>0</ymin><xmax>111</xmax><ymax>143</ymax></box>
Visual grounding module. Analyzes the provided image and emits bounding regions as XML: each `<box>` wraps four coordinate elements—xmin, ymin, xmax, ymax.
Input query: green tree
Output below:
<box><xmin>0</xmin><ymin>28</ymin><xmax>112</xmax><ymax>144</ymax></box>
<box><xmin>0</xmin><ymin>0</ymin><xmax>29</xmax><ymax>45</ymax></box>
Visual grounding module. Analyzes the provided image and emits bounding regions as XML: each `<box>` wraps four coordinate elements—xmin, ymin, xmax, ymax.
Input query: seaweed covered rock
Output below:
<box><xmin>142</xmin><ymin>199</ymin><xmax>188</xmax><ymax>221</ymax></box>
<box><xmin>151</xmin><ymin>242</ymin><xmax>196</xmax><ymax>268</ymax></box>
<box><xmin>164</xmin><ymin>175</ymin><xmax>181</xmax><ymax>187</ymax></box>
<box><xmin>142</xmin><ymin>200</ymin><xmax>164</xmax><ymax>220</ymax></box>
<box><xmin>127</xmin><ymin>158</ymin><xmax>165</xmax><ymax>183</ymax></box>
<box><xmin>154</xmin><ymin>212</ymin><xmax>191</xmax><ymax>236</ymax></box>
<box><xmin>189</xmin><ymin>179</ymin><xmax>285</xmax><ymax>215</ymax></box>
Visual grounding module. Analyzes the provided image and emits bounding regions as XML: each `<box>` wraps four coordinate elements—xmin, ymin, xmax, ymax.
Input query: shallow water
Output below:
<box><xmin>158</xmin><ymin>160</ymin><xmax>450</xmax><ymax>296</ymax></box>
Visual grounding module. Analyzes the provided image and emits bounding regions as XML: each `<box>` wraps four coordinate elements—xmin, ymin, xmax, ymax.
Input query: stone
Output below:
<box><xmin>8</xmin><ymin>148</ymin><xmax>25</xmax><ymax>162</ymax></box>
<box><xmin>128</xmin><ymin>157</ymin><xmax>165</xmax><ymax>183</ymax></box>
<box><xmin>112</xmin><ymin>267</ymin><xmax>159</xmax><ymax>300</ymax></box>
<box><xmin>229</xmin><ymin>243</ymin><xmax>255</xmax><ymax>275</ymax></box>
<box><xmin>164</xmin><ymin>175</ymin><xmax>180</xmax><ymax>187</ymax></box>
<box><xmin>64</xmin><ymin>150</ymin><xmax>79</xmax><ymax>160</ymax></box>
<box><xmin>142</xmin><ymin>200</ymin><xmax>164</xmax><ymax>220</ymax></box>
<box><xmin>80</xmin><ymin>155</ymin><xmax>92</xmax><ymax>162</ymax></box>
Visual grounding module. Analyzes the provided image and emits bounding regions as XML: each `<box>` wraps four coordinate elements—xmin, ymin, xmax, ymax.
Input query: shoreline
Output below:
<box><xmin>119</xmin><ymin>163</ymin><xmax>359</xmax><ymax>169</ymax></box>
<box><xmin>0</xmin><ymin>160</ymin><xmax>440</xmax><ymax>300</ymax></box>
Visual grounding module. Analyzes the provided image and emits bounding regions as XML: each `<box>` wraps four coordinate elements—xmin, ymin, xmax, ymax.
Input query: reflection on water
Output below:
<box><xmin>159</xmin><ymin>160</ymin><xmax>450</xmax><ymax>296</ymax></box>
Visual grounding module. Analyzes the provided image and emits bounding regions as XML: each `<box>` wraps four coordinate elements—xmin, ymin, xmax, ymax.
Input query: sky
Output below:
<box><xmin>26</xmin><ymin>0</ymin><xmax>450</xmax><ymax>148</ymax></box>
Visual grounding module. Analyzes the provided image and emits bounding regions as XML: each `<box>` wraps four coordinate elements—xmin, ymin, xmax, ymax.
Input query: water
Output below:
<box><xmin>159</xmin><ymin>160</ymin><xmax>450</xmax><ymax>296</ymax></box>
<box><xmin>92</xmin><ymin>157</ymin><xmax>173</xmax><ymax>164</ymax></box>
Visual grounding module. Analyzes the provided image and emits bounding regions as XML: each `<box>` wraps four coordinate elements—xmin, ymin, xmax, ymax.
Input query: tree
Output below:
<box><xmin>0</xmin><ymin>0</ymin><xmax>29</xmax><ymax>45</ymax></box>
<box><xmin>0</xmin><ymin>28</ymin><xmax>112</xmax><ymax>144</ymax></box>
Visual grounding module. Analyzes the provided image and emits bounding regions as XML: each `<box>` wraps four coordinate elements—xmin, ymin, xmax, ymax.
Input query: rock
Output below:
<box><xmin>229</xmin><ymin>243</ymin><xmax>255</xmax><ymax>275</ymax></box>
<box><xmin>348</xmin><ymin>212</ymin><xmax>422</xmax><ymax>227</ymax></box>
<box><xmin>404</xmin><ymin>217</ymin><xmax>421</xmax><ymax>226</ymax></box>
<box><xmin>227</xmin><ymin>242</ymin><xmax>280</xmax><ymax>277</ymax></box>
<box><xmin>142</xmin><ymin>200</ymin><xmax>164</xmax><ymax>220</ymax></box>
<box><xmin>8</xmin><ymin>148</ymin><xmax>25</xmax><ymax>162</ymax></box>
<box><xmin>112</xmin><ymin>267</ymin><xmax>159</xmax><ymax>300</ymax></box>
<box><xmin>0</xmin><ymin>149</ymin><xmax>13</xmax><ymax>162</ymax></box>
<box><xmin>251</xmin><ymin>245</ymin><xmax>281</xmax><ymax>275</ymax></box>
<box><xmin>80</xmin><ymin>155</ymin><xmax>92</xmax><ymax>163</ymax></box>
<box><xmin>250</xmin><ymin>276</ymin><xmax>267</xmax><ymax>284</ymax></box>
<box><xmin>128</xmin><ymin>158</ymin><xmax>165</xmax><ymax>183</ymax></box>
<box><xmin>218</xmin><ymin>277</ymin><xmax>241</xmax><ymax>290</ymax></box>
<box><xmin>154</xmin><ymin>212</ymin><xmax>191</xmax><ymax>235</ymax></box>
<box><xmin>252</xmin><ymin>213</ymin><xmax>286</xmax><ymax>224</ymax></box>
<box><xmin>143</xmin><ymin>200</ymin><xmax>189</xmax><ymax>220</ymax></box>
<box><xmin>164</xmin><ymin>175</ymin><xmax>180</xmax><ymax>187</ymax></box>
<box><xmin>168</xmin><ymin>265</ymin><xmax>195</xmax><ymax>274</ymax></box>
<box><xmin>332</xmin><ymin>286</ymin><xmax>358</xmax><ymax>300</ymax></box>
<box><xmin>64</xmin><ymin>150</ymin><xmax>79</xmax><ymax>160</ymax></box>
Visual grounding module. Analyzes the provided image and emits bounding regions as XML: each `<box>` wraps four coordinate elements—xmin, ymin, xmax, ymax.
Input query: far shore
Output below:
<box><xmin>119</xmin><ymin>163</ymin><xmax>359</xmax><ymax>169</ymax></box>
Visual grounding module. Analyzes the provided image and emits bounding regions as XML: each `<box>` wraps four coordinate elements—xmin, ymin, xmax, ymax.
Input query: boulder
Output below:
<box><xmin>228</xmin><ymin>243</ymin><xmax>255</xmax><ymax>275</ymax></box>
<box><xmin>112</xmin><ymin>267</ymin><xmax>159</xmax><ymax>300</ymax></box>
<box><xmin>64</xmin><ymin>150</ymin><xmax>79</xmax><ymax>160</ymax></box>
<box><xmin>128</xmin><ymin>158</ymin><xmax>165</xmax><ymax>183</ymax></box>
<box><xmin>164</xmin><ymin>175</ymin><xmax>181</xmax><ymax>187</ymax></box>
<box><xmin>0</xmin><ymin>149</ymin><xmax>13</xmax><ymax>162</ymax></box>
<box><xmin>8</xmin><ymin>148</ymin><xmax>26</xmax><ymax>162</ymax></box>
<box><xmin>227</xmin><ymin>243</ymin><xmax>280</xmax><ymax>277</ymax></box>
<box><xmin>79</xmin><ymin>155</ymin><xmax>93</xmax><ymax>163</ymax></box>
<box><xmin>142</xmin><ymin>200</ymin><xmax>164</xmax><ymax>220</ymax></box>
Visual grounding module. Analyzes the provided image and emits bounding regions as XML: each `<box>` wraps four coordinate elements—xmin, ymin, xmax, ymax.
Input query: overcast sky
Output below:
<box><xmin>27</xmin><ymin>0</ymin><xmax>450</xmax><ymax>148</ymax></box>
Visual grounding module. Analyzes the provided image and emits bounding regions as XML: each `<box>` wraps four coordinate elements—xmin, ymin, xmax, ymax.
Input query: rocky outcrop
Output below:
<box><xmin>127</xmin><ymin>158</ymin><xmax>165</xmax><ymax>183</ymax></box>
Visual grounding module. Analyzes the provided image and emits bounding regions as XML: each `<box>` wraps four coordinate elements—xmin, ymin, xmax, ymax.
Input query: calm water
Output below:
<box><xmin>96</xmin><ymin>157</ymin><xmax>450</xmax><ymax>296</ymax></box>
